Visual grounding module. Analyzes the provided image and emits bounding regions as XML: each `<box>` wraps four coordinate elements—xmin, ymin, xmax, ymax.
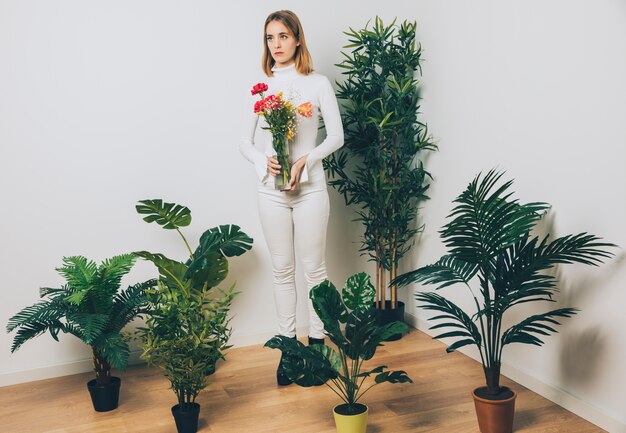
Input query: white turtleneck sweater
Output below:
<box><xmin>240</xmin><ymin>64</ymin><xmax>344</xmax><ymax>191</ymax></box>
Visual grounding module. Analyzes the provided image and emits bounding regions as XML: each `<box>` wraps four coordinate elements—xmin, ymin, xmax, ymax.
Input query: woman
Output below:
<box><xmin>239</xmin><ymin>10</ymin><xmax>343</xmax><ymax>385</ymax></box>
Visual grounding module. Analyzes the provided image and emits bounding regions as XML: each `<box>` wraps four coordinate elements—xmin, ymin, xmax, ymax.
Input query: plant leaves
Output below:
<box><xmin>136</xmin><ymin>199</ymin><xmax>192</xmax><ymax>230</ymax></box>
<box><xmin>342</xmin><ymin>272</ymin><xmax>375</xmax><ymax>313</ymax></box>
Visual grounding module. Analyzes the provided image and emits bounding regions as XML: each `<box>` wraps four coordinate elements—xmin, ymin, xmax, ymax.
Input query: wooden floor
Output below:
<box><xmin>0</xmin><ymin>329</ymin><xmax>605</xmax><ymax>433</ymax></box>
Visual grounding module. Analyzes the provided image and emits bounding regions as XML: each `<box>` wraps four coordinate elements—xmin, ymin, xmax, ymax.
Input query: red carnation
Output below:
<box><xmin>263</xmin><ymin>94</ymin><xmax>281</xmax><ymax>110</ymax></box>
<box><xmin>251</xmin><ymin>82</ymin><xmax>269</xmax><ymax>96</ymax></box>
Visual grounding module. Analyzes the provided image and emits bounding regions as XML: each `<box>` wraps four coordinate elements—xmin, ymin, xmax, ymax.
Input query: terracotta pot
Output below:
<box><xmin>333</xmin><ymin>403</ymin><xmax>368</xmax><ymax>433</ymax></box>
<box><xmin>472</xmin><ymin>387</ymin><xmax>516</xmax><ymax>433</ymax></box>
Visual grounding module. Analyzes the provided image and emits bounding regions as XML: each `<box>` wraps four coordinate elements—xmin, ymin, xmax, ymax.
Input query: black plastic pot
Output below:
<box><xmin>374</xmin><ymin>301</ymin><xmax>406</xmax><ymax>341</ymax></box>
<box><xmin>172</xmin><ymin>403</ymin><xmax>201</xmax><ymax>433</ymax></box>
<box><xmin>87</xmin><ymin>376</ymin><xmax>121</xmax><ymax>412</ymax></box>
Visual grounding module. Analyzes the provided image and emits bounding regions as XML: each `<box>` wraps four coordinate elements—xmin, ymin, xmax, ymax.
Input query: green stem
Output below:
<box><xmin>473</xmin><ymin>299</ymin><xmax>488</xmax><ymax>368</ymax></box>
<box><xmin>176</xmin><ymin>228</ymin><xmax>194</xmax><ymax>259</ymax></box>
<box><xmin>480</xmin><ymin>271</ymin><xmax>493</xmax><ymax>368</ymax></box>
<box><xmin>355</xmin><ymin>382</ymin><xmax>378</xmax><ymax>402</ymax></box>
<box><xmin>327</xmin><ymin>378</ymin><xmax>350</xmax><ymax>404</ymax></box>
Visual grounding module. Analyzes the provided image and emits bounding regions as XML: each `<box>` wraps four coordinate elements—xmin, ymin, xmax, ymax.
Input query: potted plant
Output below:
<box><xmin>324</xmin><ymin>17</ymin><xmax>436</xmax><ymax>327</ymax></box>
<box><xmin>394</xmin><ymin>170</ymin><xmax>615</xmax><ymax>433</ymax></box>
<box><xmin>135</xmin><ymin>199</ymin><xmax>252</xmax><ymax>433</ymax></box>
<box><xmin>266</xmin><ymin>272</ymin><xmax>412</xmax><ymax>433</ymax></box>
<box><xmin>6</xmin><ymin>254</ymin><xmax>154</xmax><ymax>412</ymax></box>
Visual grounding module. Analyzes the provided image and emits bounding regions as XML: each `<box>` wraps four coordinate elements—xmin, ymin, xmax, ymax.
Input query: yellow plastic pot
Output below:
<box><xmin>332</xmin><ymin>404</ymin><xmax>368</xmax><ymax>433</ymax></box>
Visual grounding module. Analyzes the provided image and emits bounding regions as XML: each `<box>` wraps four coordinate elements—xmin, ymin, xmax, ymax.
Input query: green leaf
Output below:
<box><xmin>310</xmin><ymin>280</ymin><xmax>348</xmax><ymax>349</ymax></box>
<box><xmin>374</xmin><ymin>369</ymin><xmax>412</xmax><ymax>384</ymax></box>
<box><xmin>380</xmin><ymin>321</ymin><xmax>410</xmax><ymax>341</ymax></box>
<box><xmin>9</xmin><ymin>320</ymin><xmax>65</xmax><ymax>352</ymax></box>
<box><xmin>66</xmin><ymin>313</ymin><xmax>109</xmax><ymax>344</ymax></box>
<box><xmin>393</xmin><ymin>255</ymin><xmax>478</xmax><ymax>290</ymax></box>
<box><xmin>441</xmin><ymin>169</ymin><xmax>550</xmax><ymax>266</ymax></box>
<box><xmin>342</xmin><ymin>272</ymin><xmax>375</xmax><ymax>312</ymax></box>
<box><xmin>195</xmin><ymin>225</ymin><xmax>254</xmax><ymax>258</ymax></box>
<box><xmin>445</xmin><ymin>339</ymin><xmax>477</xmax><ymax>353</ymax></box>
<box><xmin>186</xmin><ymin>252</ymin><xmax>229</xmax><ymax>290</ymax></box>
<box><xmin>501</xmin><ymin>308</ymin><xmax>578</xmax><ymax>347</ymax></box>
<box><xmin>378</xmin><ymin>112</ymin><xmax>393</xmax><ymax>128</ymax></box>
<box><xmin>416</xmin><ymin>291</ymin><xmax>481</xmax><ymax>350</ymax></box>
<box><xmin>134</xmin><ymin>251</ymin><xmax>188</xmax><ymax>291</ymax></box>
<box><xmin>56</xmin><ymin>256</ymin><xmax>96</xmax><ymax>293</ymax></box>
<box><xmin>136</xmin><ymin>199</ymin><xmax>191</xmax><ymax>230</ymax></box>
<box><xmin>93</xmin><ymin>332</ymin><xmax>131</xmax><ymax>371</ymax></box>
<box><xmin>264</xmin><ymin>336</ymin><xmax>339</xmax><ymax>387</ymax></box>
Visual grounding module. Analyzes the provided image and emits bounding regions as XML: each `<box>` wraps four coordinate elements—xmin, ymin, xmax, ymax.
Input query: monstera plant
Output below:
<box><xmin>135</xmin><ymin>199</ymin><xmax>252</xmax><ymax>433</ymax></box>
<box><xmin>266</xmin><ymin>273</ymin><xmax>412</xmax><ymax>433</ymax></box>
<box><xmin>7</xmin><ymin>254</ymin><xmax>155</xmax><ymax>412</ymax></box>
<box><xmin>394</xmin><ymin>170</ymin><xmax>615</xmax><ymax>433</ymax></box>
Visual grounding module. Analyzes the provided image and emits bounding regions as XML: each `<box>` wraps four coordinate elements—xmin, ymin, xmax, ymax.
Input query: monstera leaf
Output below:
<box><xmin>310</xmin><ymin>281</ymin><xmax>348</xmax><ymax>350</ymax></box>
<box><xmin>136</xmin><ymin>199</ymin><xmax>191</xmax><ymax>230</ymax></box>
<box><xmin>187</xmin><ymin>252</ymin><xmax>229</xmax><ymax>290</ymax></box>
<box><xmin>265</xmin><ymin>336</ymin><xmax>340</xmax><ymax>387</ymax></box>
<box><xmin>195</xmin><ymin>225</ymin><xmax>254</xmax><ymax>258</ymax></box>
<box><xmin>134</xmin><ymin>251</ymin><xmax>188</xmax><ymax>291</ymax></box>
<box><xmin>342</xmin><ymin>272</ymin><xmax>375</xmax><ymax>313</ymax></box>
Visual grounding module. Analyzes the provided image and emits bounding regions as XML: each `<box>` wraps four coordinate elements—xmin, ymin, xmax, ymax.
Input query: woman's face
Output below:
<box><xmin>266</xmin><ymin>20</ymin><xmax>299</xmax><ymax>68</ymax></box>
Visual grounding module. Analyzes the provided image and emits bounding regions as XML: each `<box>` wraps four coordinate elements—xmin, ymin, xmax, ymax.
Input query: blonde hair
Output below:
<box><xmin>262</xmin><ymin>10</ymin><xmax>314</xmax><ymax>77</ymax></box>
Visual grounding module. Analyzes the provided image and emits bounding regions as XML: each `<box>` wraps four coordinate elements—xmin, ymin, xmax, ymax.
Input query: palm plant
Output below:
<box><xmin>324</xmin><ymin>17</ymin><xmax>436</xmax><ymax>310</ymax></box>
<box><xmin>394</xmin><ymin>170</ymin><xmax>615</xmax><ymax>395</ymax></box>
<box><xmin>135</xmin><ymin>199</ymin><xmax>253</xmax><ymax>412</ymax></box>
<box><xmin>7</xmin><ymin>254</ymin><xmax>154</xmax><ymax>385</ymax></box>
<box><xmin>266</xmin><ymin>273</ymin><xmax>412</xmax><ymax>415</ymax></box>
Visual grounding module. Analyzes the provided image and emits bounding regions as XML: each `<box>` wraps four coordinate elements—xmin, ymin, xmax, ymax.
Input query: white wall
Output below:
<box><xmin>395</xmin><ymin>1</ymin><xmax>626</xmax><ymax>432</ymax></box>
<box><xmin>1</xmin><ymin>1</ymin><xmax>624</xmax><ymax>432</ymax></box>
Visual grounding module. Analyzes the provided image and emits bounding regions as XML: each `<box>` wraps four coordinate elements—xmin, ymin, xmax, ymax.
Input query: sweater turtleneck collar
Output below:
<box><xmin>271</xmin><ymin>63</ymin><xmax>298</xmax><ymax>80</ymax></box>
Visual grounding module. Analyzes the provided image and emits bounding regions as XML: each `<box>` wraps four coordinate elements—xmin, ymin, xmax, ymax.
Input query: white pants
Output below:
<box><xmin>258</xmin><ymin>187</ymin><xmax>329</xmax><ymax>339</ymax></box>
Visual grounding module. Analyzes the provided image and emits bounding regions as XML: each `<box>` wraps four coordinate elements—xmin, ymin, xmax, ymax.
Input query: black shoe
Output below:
<box><xmin>308</xmin><ymin>337</ymin><xmax>325</xmax><ymax>346</ymax></box>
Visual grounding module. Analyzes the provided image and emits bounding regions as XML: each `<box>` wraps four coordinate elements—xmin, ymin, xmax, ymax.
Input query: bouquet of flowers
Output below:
<box><xmin>251</xmin><ymin>82</ymin><xmax>312</xmax><ymax>190</ymax></box>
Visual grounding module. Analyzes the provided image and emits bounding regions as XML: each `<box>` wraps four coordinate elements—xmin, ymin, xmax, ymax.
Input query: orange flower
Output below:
<box><xmin>297</xmin><ymin>102</ymin><xmax>313</xmax><ymax>118</ymax></box>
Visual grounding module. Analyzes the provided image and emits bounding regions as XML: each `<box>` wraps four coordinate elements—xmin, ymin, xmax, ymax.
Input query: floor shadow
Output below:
<box><xmin>366</xmin><ymin>424</ymin><xmax>384</xmax><ymax>433</ymax></box>
<box><xmin>198</xmin><ymin>418</ymin><xmax>209</xmax><ymax>430</ymax></box>
<box><xmin>513</xmin><ymin>408</ymin><xmax>540</xmax><ymax>430</ymax></box>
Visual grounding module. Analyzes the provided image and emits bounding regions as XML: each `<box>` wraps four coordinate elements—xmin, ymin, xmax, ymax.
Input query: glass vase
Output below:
<box><xmin>272</xmin><ymin>134</ymin><xmax>291</xmax><ymax>191</ymax></box>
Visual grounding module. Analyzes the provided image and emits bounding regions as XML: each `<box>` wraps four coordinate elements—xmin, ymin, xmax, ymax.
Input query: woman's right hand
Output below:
<box><xmin>267</xmin><ymin>156</ymin><xmax>281</xmax><ymax>176</ymax></box>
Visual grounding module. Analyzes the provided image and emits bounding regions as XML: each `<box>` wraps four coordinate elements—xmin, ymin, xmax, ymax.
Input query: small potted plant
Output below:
<box><xmin>394</xmin><ymin>170</ymin><xmax>615</xmax><ymax>433</ymax></box>
<box><xmin>266</xmin><ymin>273</ymin><xmax>412</xmax><ymax>433</ymax></box>
<box><xmin>7</xmin><ymin>254</ymin><xmax>154</xmax><ymax>412</ymax></box>
<box><xmin>135</xmin><ymin>199</ymin><xmax>252</xmax><ymax>433</ymax></box>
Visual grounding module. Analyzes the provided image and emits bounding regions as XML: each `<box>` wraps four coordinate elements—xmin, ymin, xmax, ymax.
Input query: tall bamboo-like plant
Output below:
<box><xmin>7</xmin><ymin>255</ymin><xmax>154</xmax><ymax>385</ymax></box>
<box><xmin>394</xmin><ymin>170</ymin><xmax>615</xmax><ymax>395</ymax></box>
<box><xmin>135</xmin><ymin>199</ymin><xmax>253</xmax><ymax>412</ymax></box>
<box><xmin>325</xmin><ymin>17</ymin><xmax>436</xmax><ymax>310</ymax></box>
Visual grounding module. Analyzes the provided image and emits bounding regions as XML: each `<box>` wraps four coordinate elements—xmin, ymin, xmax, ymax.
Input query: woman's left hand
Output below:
<box><xmin>288</xmin><ymin>155</ymin><xmax>308</xmax><ymax>191</ymax></box>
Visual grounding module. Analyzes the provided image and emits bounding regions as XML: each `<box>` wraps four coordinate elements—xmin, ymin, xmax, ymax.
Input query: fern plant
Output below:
<box><xmin>324</xmin><ymin>17</ymin><xmax>436</xmax><ymax>310</ymax></box>
<box><xmin>394</xmin><ymin>170</ymin><xmax>615</xmax><ymax>395</ymax></box>
<box><xmin>7</xmin><ymin>255</ymin><xmax>155</xmax><ymax>385</ymax></box>
<box><xmin>135</xmin><ymin>199</ymin><xmax>253</xmax><ymax>411</ymax></box>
